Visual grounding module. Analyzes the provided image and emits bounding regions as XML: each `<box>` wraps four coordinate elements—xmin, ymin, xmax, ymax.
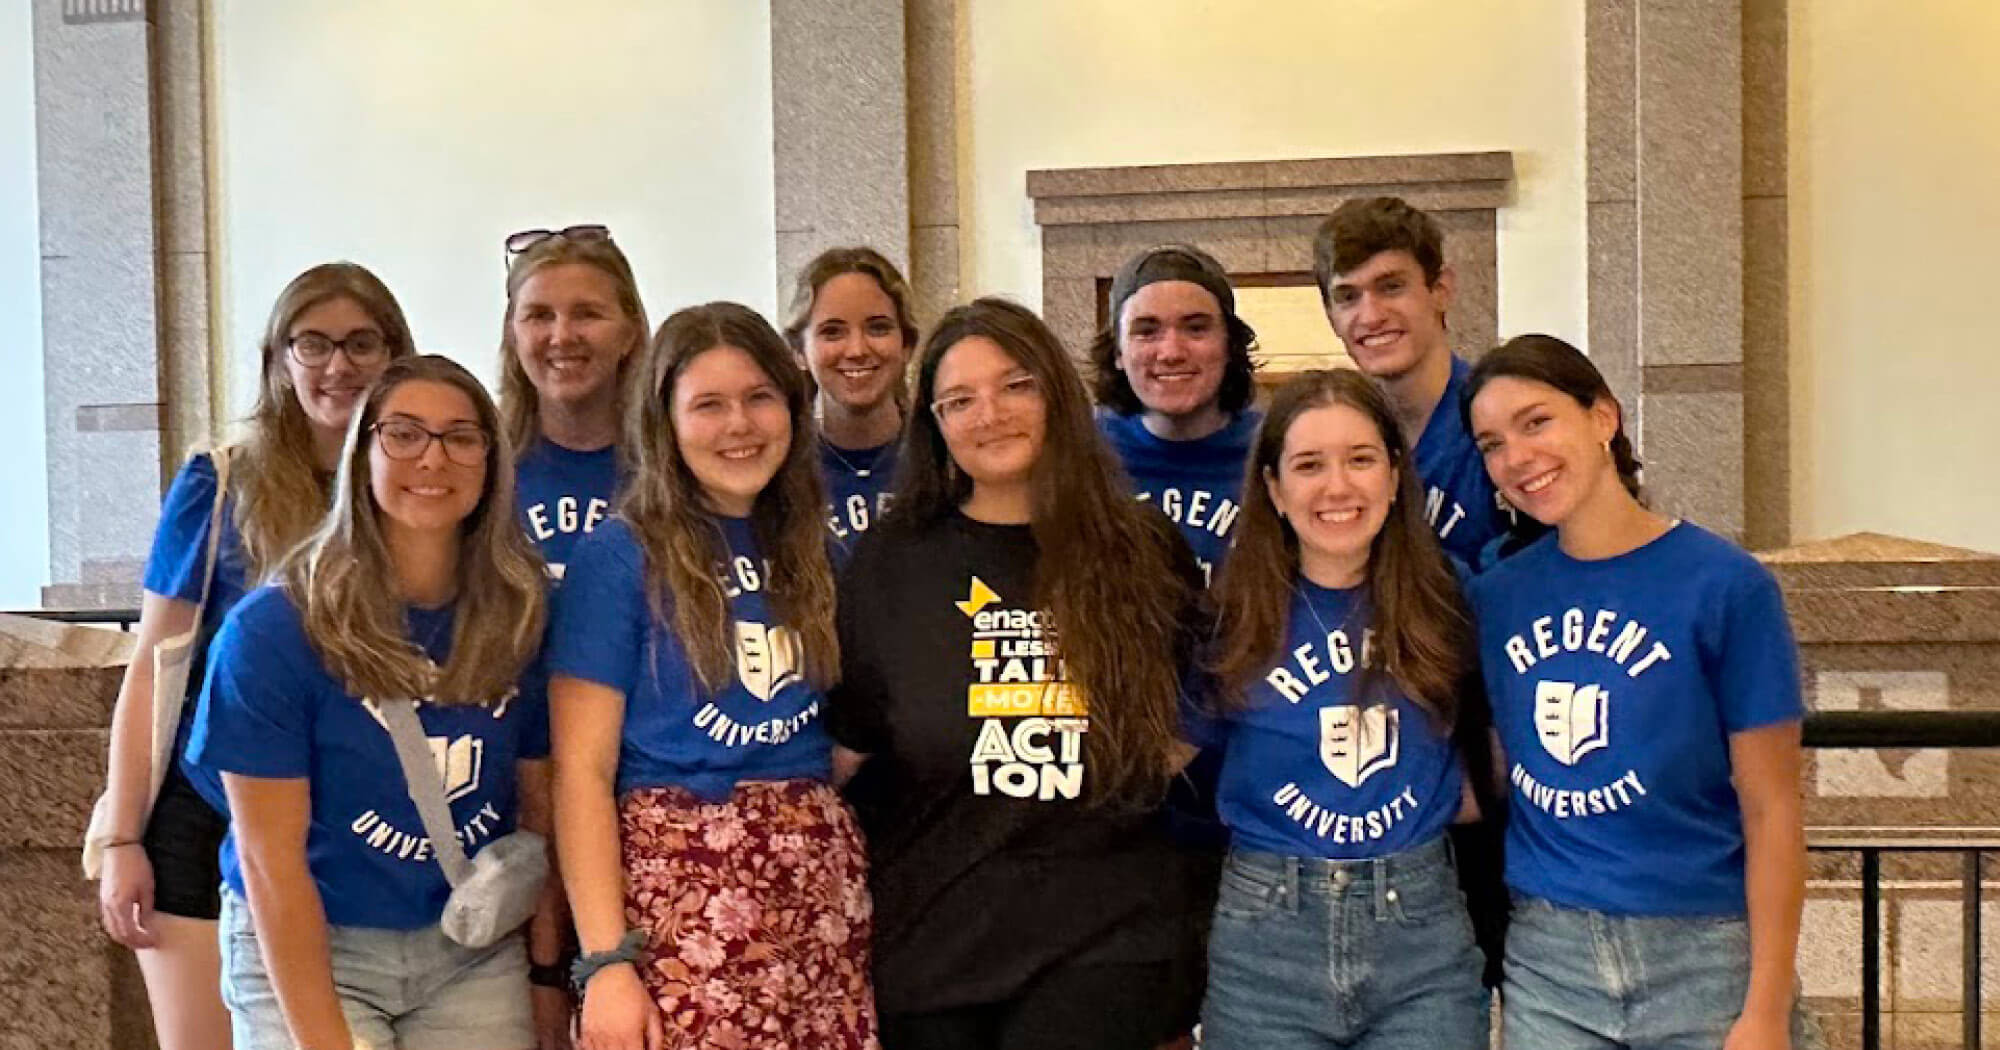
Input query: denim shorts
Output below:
<box><xmin>1200</xmin><ymin>835</ymin><xmax>1488</xmax><ymax>1050</ymax></box>
<box><xmin>1504</xmin><ymin>894</ymin><xmax>1822</xmax><ymax>1050</ymax></box>
<box><xmin>219</xmin><ymin>888</ymin><xmax>533</xmax><ymax>1050</ymax></box>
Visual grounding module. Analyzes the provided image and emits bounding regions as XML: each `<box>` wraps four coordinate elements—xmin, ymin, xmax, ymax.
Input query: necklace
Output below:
<box><xmin>823</xmin><ymin>441</ymin><xmax>877</xmax><ymax>479</ymax></box>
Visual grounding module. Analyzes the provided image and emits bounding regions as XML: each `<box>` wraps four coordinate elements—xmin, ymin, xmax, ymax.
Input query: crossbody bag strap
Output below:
<box><xmin>377</xmin><ymin>697</ymin><xmax>474</xmax><ymax>885</ymax></box>
<box><xmin>192</xmin><ymin>448</ymin><xmax>232</xmax><ymax>616</ymax></box>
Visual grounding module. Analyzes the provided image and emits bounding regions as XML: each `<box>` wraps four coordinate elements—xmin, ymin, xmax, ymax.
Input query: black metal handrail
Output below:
<box><xmin>1802</xmin><ymin>711</ymin><xmax>2000</xmax><ymax>1050</ymax></box>
<box><xmin>3</xmin><ymin>607</ymin><xmax>142</xmax><ymax>631</ymax></box>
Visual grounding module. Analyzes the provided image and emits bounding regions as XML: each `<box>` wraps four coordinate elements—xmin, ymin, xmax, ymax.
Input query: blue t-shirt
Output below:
<box><xmin>1098</xmin><ymin>410</ymin><xmax>1259</xmax><ymax>586</ymax></box>
<box><xmin>821</xmin><ymin>438</ymin><xmax>898</xmax><ymax>562</ymax></box>
<box><xmin>1190</xmin><ymin>579</ymin><xmax>1463</xmax><ymax>859</ymax></box>
<box><xmin>142</xmin><ymin>452</ymin><xmax>255</xmax><ymax>779</ymax></box>
<box><xmin>187</xmin><ymin>586</ymin><xmax>549</xmax><ymax>930</ymax></box>
<box><xmin>1415</xmin><ymin>357</ymin><xmax>1508</xmax><ymax>569</ymax></box>
<box><xmin>548</xmin><ymin>515</ymin><xmax>831</xmax><ymax>801</ymax></box>
<box><xmin>515</xmin><ymin>438</ymin><xmax>618</xmax><ymax>581</ymax></box>
<box><xmin>1467</xmin><ymin>523</ymin><xmax>1803</xmax><ymax>916</ymax></box>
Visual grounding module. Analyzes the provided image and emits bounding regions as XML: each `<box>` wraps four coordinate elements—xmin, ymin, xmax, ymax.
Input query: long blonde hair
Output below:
<box><xmin>281</xmin><ymin>356</ymin><xmax>547</xmax><ymax>705</ymax></box>
<box><xmin>619</xmin><ymin>303</ymin><xmax>838</xmax><ymax>692</ymax></box>
<box><xmin>497</xmin><ymin>233</ymin><xmax>649</xmax><ymax>455</ymax></box>
<box><xmin>222</xmin><ymin>263</ymin><xmax>416</xmax><ymax>576</ymax></box>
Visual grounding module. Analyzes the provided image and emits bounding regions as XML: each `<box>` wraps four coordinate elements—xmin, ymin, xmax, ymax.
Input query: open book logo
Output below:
<box><xmin>735</xmin><ymin>621</ymin><xmax>805</xmax><ymax>701</ymax></box>
<box><xmin>1535</xmin><ymin>680</ymin><xmax>1610</xmax><ymax>766</ymax></box>
<box><xmin>1319</xmin><ymin>704</ymin><xmax>1400</xmax><ymax>789</ymax></box>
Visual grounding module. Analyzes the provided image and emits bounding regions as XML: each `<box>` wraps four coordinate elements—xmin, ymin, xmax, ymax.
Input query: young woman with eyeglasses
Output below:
<box><xmin>780</xmin><ymin>246</ymin><xmax>920</xmax><ymax>558</ymax></box>
<box><xmin>828</xmin><ymin>297</ymin><xmax>1207</xmax><ymax>1049</ymax></box>
<box><xmin>1463</xmin><ymin>335</ymin><xmax>1817</xmax><ymax>1050</ymax></box>
<box><xmin>91</xmin><ymin>263</ymin><xmax>414</xmax><ymax>1050</ymax></box>
<box><xmin>499</xmin><ymin>225</ymin><xmax>649</xmax><ymax>582</ymax></box>
<box><xmin>1191</xmin><ymin>369</ymin><xmax>1488</xmax><ymax>1050</ymax></box>
<box><xmin>186</xmin><ymin>355</ymin><xmax>554</xmax><ymax>1050</ymax></box>
<box><xmin>549</xmin><ymin>303</ymin><xmax>874</xmax><ymax>1050</ymax></box>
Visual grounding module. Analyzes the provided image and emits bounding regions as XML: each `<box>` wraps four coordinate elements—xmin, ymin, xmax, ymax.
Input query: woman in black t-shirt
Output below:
<box><xmin>828</xmin><ymin>297</ymin><xmax>1207</xmax><ymax>1050</ymax></box>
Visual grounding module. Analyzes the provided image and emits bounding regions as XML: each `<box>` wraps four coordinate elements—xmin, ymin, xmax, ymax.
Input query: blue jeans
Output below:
<box><xmin>1503</xmin><ymin>894</ymin><xmax>1822</xmax><ymax>1049</ymax></box>
<box><xmin>1201</xmin><ymin>835</ymin><xmax>1488</xmax><ymax>1049</ymax></box>
<box><xmin>219</xmin><ymin>888</ymin><xmax>533</xmax><ymax>1050</ymax></box>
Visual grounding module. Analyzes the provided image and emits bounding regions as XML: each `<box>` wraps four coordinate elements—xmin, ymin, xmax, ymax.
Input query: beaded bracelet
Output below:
<box><xmin>570</xmin><ymin>930</ymin><xmax>648</xmax><ymax>995</ymax></box>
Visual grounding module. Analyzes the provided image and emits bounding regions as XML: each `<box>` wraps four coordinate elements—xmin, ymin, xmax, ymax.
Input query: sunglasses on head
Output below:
<box><xmin>503</xmin><ymin>225</ymin><xmax>613</xmax><ymax>267</ymax></box>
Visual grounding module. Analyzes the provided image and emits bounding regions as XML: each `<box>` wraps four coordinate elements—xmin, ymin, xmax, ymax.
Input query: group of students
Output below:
<box><xmin>86</xmin><ymin>196</ymin><xmax>1818</xmax><ymax>1050</ymax></box>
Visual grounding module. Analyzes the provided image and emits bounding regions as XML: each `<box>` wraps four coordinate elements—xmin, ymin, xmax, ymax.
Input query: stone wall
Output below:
<box><xmin>0</xmin><ymin>614</ymin><xmax>149</xmax><ymax>1050</ymax></box>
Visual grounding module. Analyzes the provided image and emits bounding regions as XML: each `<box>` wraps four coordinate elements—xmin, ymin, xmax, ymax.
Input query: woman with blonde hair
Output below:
<box><xmin>781</xmin><ymin>246</ymin><xmax>919</xmax><ymax>554</ymax></box>
<box><xmin>551</xmin><ymin>303</ymin><xmax>874</xmax><ymax>1049</ymax></box>
<box><xmin>499</xmin><ymin>225</ymin><xmax>648</xmax><ymax>580</ymax></box>
<box><xmin>188</xmin><ymin>354</ymin><xmax>557</xmax><ymax>1050</ymax></box>
<box><xmin>92</xmin><ymin>262</ymin><xmax>413</xmax><ymax>1050</ymax></box>
<box><xmin>830</xmin><ymin>297</ymin><xmax>1207</xmax><ymax>1049</ymax></box>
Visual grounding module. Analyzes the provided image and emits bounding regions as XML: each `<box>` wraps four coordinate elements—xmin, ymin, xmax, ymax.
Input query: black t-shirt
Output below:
<box><xmin>829</xmin><ymin>511</ymin><xmax>1206</xmax><ymax>1015</ymax></box>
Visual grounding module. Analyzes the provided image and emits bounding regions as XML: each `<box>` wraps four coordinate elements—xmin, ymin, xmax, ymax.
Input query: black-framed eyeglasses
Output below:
<box><xmin>503</xmin><ymin>224</ymin><xmax>613</xmax><ymax>267</ymax></box>
<box><xmin>289</xmin><ymin>329</ymin><xmax>390</xmax><ymax>368</ymax></box>
<box><xmin>370</xmin><ymin>420</ymin><xmax>492</xmax><ymax>467</ymax></box>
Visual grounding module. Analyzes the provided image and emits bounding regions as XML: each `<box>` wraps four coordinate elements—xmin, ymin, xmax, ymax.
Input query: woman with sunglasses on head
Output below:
<box><xmin>549</xmin><ymin>303</ymin><xmax>873</xmax><ymax>1050</ymax></box>
<box><xmin>500</xmin><ymin>225</ymin><xmax>649</xmax><ymax>583</ymax></box>
<box><xmin>186</xmin><ymin>355</ymin><xmax>554</xmax><ymax>1050</ymax></box>
<box><xmin>1463</xmin><ymin>334</ymin><xmax>1815</xmax><ymax>1050</ymax></box>
<box><xmin>829</xmin><ymin>297</ymin><xmax>1206</xmax><ymax>1050</ymax></box>
<box><xmin>1191</xmin><ymin>369</ymin><xmax>1487</xmax><ymax>1050</ymax></box>
<box><xmin>91</xmin><ymin>263</ymin><xmax>414</xmax><ymax>1050</ymax></box>
<box><xmin>781</xmin><ymin>246</ymin><xmax>921</xmax><ymax>558</ymax></box>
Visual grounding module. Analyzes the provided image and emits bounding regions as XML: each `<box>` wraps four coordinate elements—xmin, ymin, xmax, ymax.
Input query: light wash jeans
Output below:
<box><xmin>1201</xmin><ymin>834</ymin><xmax>1488</xmax><ymax>1049</ymax></box>
<box><xmin>1503</xmin><ymin>893</ymin><xmax>1822</xmax><ymax>1049</ymax></box>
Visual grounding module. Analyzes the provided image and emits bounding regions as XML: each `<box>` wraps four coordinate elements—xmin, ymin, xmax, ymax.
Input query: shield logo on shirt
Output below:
<box><xmin>1535</xmin><ymin>680</ymin><xmax>1610</xmax><ymax>766</ymax></box>
<box><xmin>1319</xmin><ymin>704</ymin><xmax>1399</xmax><ymax>789</ymax></box>
<box><xmin>735</xmin><ymin>621</ymin><xmax>805</xmax><ymax>701</ymax></box>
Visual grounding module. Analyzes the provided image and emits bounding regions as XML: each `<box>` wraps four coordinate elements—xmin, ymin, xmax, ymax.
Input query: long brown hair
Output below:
<box><xmin>1210</xmin><ymin>369</ymin><xmax>1471</xmax><ymax>727</ymax></box>
<box><xmin>222</xmin><ymin>263</ymin><xmax>417</xmax><ymax>576</ymax></box>
<box><xmin>619</xmin><ymin>302</ymin><xmax>838</xmax><ymax>692</ymax></box>
<box><xmin>892</xmin><ymin>297</ymin><xmax>1193</xmax><ymax>805</ymax></box>
<box><xmin>497</xmin><ymin>233</ymin><xmax>649</xmax><ymax>454</ymax></box>
<box><xmin>781</xmin><ymin>245</ymin><xmax>920</xmax><ymax>413</ymax></box>
<box><xmin>282</xmin><ymin>355</ymin><xmax>547</xmax><ymax>705</ymax></box>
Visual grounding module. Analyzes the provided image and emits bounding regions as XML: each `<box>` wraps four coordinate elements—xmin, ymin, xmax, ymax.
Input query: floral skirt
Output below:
<box><xmin>620</xmin><ymin>779</ymin><xmax>879</xmax><ymax>1050</ymax></box>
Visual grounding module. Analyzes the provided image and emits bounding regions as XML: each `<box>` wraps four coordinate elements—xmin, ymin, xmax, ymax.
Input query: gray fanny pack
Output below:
<box><xmin>379</xmin><ymin>698</ymin><xmax>549</xmax><ymax>949</ymax></box>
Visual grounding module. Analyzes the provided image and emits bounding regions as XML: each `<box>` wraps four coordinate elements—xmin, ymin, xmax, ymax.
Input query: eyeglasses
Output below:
<box><xmin>289</xmin><ymin>330</ymin><xmax>390</xmax><ymax>368</ymax></box>
<box><xmin>370</xmin><ymin>420</ymin><xmax>492</xmax><ymax>467</ymax></box>
<box><xmin>930</xmin><ymin>373</ymin><xmax>1042</xmax><ymax>424</ymax></box>
<box><xmin>504</xmin><ymin>224</ymin><xmax>613</xmax><ymax>265</ymax></box>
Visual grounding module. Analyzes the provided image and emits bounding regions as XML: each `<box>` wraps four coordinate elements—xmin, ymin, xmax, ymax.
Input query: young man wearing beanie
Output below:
<box><xmin>1313</xmin><ymin>197</ymin><xmax>1514</xmax><ymax>570</ymax></box>
<box><xmin>1089</xmin><ymin>244</ymin><xmax>1261</xmax><ymax>586</ymax></box>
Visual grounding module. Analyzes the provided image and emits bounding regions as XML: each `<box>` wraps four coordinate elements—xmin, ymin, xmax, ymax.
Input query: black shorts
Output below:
<box><xmin>139</xmin><ymin>763</ymin><xmax>227</xmax><ymax>920</ymax></box>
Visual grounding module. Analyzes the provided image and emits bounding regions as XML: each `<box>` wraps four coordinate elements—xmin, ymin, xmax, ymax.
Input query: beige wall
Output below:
<box><xmin>208</xmin><ymin>0</ymin><xmax>777</xmax><ymax>411</ymax></box>
<box><xmin>1790</xmin><ymin>2</ymin><xmax>2000</xmax><ymax>553</ymax></box>
<box><xmin>963</xmin><ymin>0</ymin><xmax>1588</xmax><ymax>352</ymax></box>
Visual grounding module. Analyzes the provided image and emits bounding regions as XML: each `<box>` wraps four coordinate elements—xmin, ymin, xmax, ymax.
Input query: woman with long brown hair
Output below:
<box><xmin>828</xmin><ymin>296</ymin><xmax>1206</xmax><ymax>1049</ymax></box>
<box><xmin>1195</xmin><ymin>369</ymin><xmax>1487</xmax><ymax>1049</ymax></box>
<box><xmin>91</xmin><ymin>262</ymin><xmax>413</xmax><ymax>1050</ymax></box>
<box><xmin>1464</xmin><ymin>335</ymin><xmax>1816</xmax><ymax>1049</ymax></box>
<box><xmin>498</xmin><ymin>225</ymin><xmax>648</xmax><ymax>581</ymax></box>
<box><xmin>187</xmin><ymin>354</ymin><xmax>555</xmax><ymax>1050</ymax></box>
<box><xmin>781</xmin><ymin>246</ymin><xmax>920</xmax><ymax>555</ymax></box>
<box><xmin>549</xmin><ymin>303</ymin><xmax>874</xmax><ymax>1050</ymax></box>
